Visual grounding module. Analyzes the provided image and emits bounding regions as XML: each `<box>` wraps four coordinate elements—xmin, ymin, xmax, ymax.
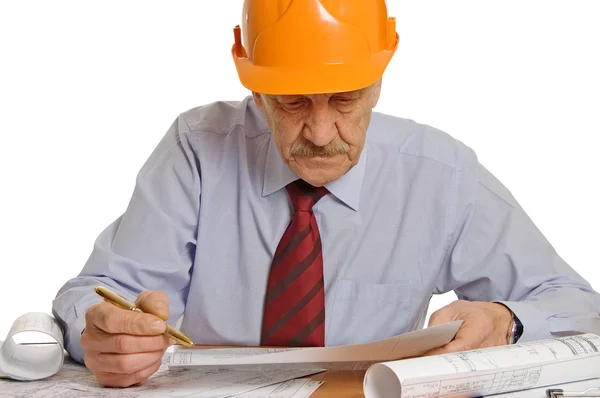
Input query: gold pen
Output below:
<box><xmin>94</xmin><ymin>286</ymin><xmax>194</xmax><ymax>347</ymax></box>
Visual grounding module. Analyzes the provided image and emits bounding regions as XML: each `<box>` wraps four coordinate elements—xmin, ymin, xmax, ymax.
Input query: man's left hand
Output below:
<box><xmin>424</xmin><ymin>300</ymin><xmax>513</xmax><ymax>356</ymax></box>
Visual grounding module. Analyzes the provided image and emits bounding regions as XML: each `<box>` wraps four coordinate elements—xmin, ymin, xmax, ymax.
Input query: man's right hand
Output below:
<box><xmin>81</xmin><ymin>290</ymin><xmax>173</xmax><ymax>387</ymax></box>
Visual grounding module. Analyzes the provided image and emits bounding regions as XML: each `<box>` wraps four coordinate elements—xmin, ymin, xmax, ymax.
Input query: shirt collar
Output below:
<box><xmin>262</xmin><ymin>136</ymin><xmax>367</xmax><ymax>212</ymax></box>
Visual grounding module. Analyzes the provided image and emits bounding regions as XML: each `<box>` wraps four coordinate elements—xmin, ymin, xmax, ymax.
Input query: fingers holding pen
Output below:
<box><xmin>87</xmin><ymin>302</ymin><xmax>166</xmax><ymax>336</ymax></box>
<box><xmin>82</xmin><ymin>289</ymin><xmax>176</xmax><ymax>387</ymax></box>
<box><xmin>81</xmin><ymin>329</ymin><xmax>171</xmax><ymax>354</ymax></box>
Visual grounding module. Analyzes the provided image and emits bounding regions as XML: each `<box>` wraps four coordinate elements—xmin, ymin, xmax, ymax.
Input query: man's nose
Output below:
<box><xmin>303</xmin><ymin>106</ymin><xmax>338</xmax><ymax>147</ymax></box>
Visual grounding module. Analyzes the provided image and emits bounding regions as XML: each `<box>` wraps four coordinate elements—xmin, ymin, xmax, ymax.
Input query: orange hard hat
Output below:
<box><xmin>231</xmin><ymin>0</ymin><xmax>399</xmax><ymax>95</ymax></box>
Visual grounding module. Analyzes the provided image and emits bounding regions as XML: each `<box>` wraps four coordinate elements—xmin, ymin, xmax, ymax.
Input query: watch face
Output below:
<box><xmin>513</xmin><ymin>314</ymin><xmax>524</xmax><ymax>343</ymax></box>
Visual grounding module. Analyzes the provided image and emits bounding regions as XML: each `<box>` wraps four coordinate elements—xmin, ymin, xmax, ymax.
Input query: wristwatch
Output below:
<box><xmin>507</xmin><ymin>311</ymin><xmax>524</xmax><ymax>344</ymax></box>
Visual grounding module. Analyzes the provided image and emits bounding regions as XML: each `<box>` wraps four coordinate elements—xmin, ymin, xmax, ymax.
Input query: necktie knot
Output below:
<box><xmin>286</xmin><ymin>180</ymin><xmax>328</xmax><ymax>212</ymax></box>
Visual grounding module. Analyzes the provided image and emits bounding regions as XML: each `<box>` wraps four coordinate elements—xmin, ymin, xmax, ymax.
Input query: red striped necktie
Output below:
<box><xmin>260</xmin><ymin>179</ymin><xmax>329</xmax><ymax>347</ymax></box>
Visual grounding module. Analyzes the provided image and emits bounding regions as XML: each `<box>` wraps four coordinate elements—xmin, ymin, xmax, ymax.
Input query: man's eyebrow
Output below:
<box><xmin>279</xmin><ymin>95</ymin><xmax>305</xmax><ymax>101</ymax></box>
<box><xmin>333</xmin><ymin>92</ymin><xmax>361</xmax><ymax>98</ymax></box>
<box><xmin>269</xmin><ymin>89</ymin><xmax>364</xmax><ymax>103</ymax></box>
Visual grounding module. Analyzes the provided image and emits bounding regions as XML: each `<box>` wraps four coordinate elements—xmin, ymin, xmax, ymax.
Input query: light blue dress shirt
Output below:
<box><xmin>53</xmin><ymin>96</ymin><xmax>600</xmax><ymax>364</ymax></box>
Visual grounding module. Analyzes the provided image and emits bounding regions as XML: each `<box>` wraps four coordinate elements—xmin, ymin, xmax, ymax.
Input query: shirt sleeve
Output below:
<box><xmin>437</xmin><ymin>161</ymin><xmax>600</xmax><ymax>342</ymax></box>
<box><xmin>52</xmin><ymin>115</ymin><xmax>201</xmax><ymax>363</ymax></box>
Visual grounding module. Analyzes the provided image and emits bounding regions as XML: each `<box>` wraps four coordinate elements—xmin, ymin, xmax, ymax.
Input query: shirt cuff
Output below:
<box><xmin>494</xmin><ymin>300</ymin><xmax>552</xmax><ymax>343</ymax></box>
<box><xmin>61</xmin><ymin>293</ymin><xmax>102</xmax><ymax>364</ymax></box>
<box><xmin>64</xmin><ymin>315</ymin><xmax>87</xmax><ymax>364</ymax></box>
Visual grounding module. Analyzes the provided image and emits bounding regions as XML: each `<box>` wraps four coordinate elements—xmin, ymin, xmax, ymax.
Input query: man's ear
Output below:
<box><xmin>370</xmin><ymin>78</ymin><xmax>382</xmax><ymax>108</ymax></box>
<box><xmin>252</xmin><ymin>91</ymin><xmax>265</xmax><ymax>110</ymax></box>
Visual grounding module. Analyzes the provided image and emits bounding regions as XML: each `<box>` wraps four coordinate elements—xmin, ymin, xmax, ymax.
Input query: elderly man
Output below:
<box><xmin>53</xmin><ymin>0</ymin><xmax>600</xmax><ymax>388</ymax></box>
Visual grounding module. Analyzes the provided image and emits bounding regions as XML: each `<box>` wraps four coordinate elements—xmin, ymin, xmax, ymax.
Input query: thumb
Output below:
<box><xmin>135</xmin><ymin>290</ymin><xmax>170</xmax><ymax>321</ymax></box>
<box><xmin>427</xmin><ymin>304</ymin><xmax>458</xmax><ymax>327</ymax></box>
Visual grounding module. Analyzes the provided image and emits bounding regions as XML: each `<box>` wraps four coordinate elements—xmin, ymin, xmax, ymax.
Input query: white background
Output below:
<box><xmin>0</xmin><ymin>1</ymin><xmax>598</xmax><ymax>341</ymax></box>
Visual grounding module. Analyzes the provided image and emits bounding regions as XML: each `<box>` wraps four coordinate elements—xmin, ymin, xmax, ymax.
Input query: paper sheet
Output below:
<box><xmin>0</xmin><ymin>350</ymin><xmax>325</xmax><ymax>398</ymax></box>
<box><xmin>0</xmin><ymin>312</ymin><xmax>64</xmax><ymax>381</ymax></box>
<box><xmin>234</xmin><ymin>378</ymin><xmax>323</xmax><ymax>397</ymax></box>
<box><xmin>363</xmin><ymin>333</ymin><xmax>600</xmax><ymax>398</ymax></box>
<box><xmin>169</xmin><ymin>321</ymin><xmax>462</xmax><ymax>371</ymax></box>
<box><xmin>498</xmin><ymin>377</ymin><xmax>600</xmax><ymax>398</ymax></box>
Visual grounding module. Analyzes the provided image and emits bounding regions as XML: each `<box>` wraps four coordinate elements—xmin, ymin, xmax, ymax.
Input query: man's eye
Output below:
<box><xmin>282</xmin><ymin>100</ymin><xmax>307</xmax><ymax>110</ymax></box>
<box><xmin>333</xmin><ymin>97</ymin><xmax>354</xmax><ymax>105</ymax></box>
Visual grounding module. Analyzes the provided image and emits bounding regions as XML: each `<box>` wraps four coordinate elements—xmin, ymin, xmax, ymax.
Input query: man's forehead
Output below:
<box><xmin>271</xmin><ymin>88</ymin><xmax>366</xmax><ymax>100</ymax></box>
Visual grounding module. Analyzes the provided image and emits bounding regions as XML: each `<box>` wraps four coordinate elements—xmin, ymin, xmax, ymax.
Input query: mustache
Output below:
<box><xmin>290</xmin><ymin>140</ymin><xmax>350</xmax><ymax>157</ymax></box>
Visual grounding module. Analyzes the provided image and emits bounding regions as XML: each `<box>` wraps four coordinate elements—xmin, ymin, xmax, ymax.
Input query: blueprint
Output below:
<box><xmin>0</xmin><ymin>352</ymin><xmax>323</xmax><ymax>398</ymax></box>
<box><xmin>363</xmin><ymin>333</ymin><xmax>600</xmax><ymax>398</ymax></box>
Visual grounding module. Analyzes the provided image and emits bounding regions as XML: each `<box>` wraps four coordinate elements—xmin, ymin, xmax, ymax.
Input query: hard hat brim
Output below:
<box><xmin>232</xmin><ymin>38</ymin><xmax>398</xmax><ymax>95</ymax></box>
